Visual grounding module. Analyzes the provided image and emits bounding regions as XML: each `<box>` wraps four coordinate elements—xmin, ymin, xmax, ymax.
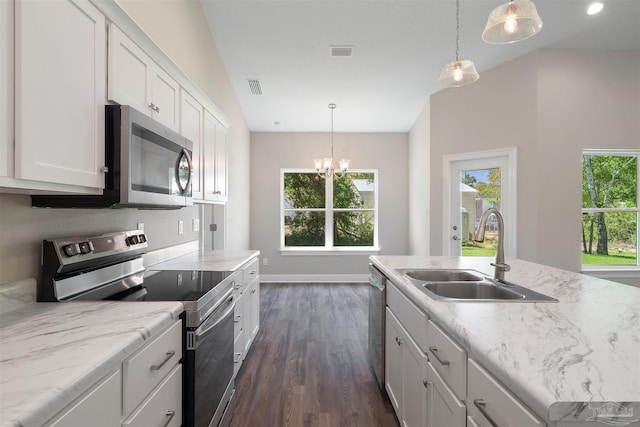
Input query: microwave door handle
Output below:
<box><xmin>175</xmin><ymin>148</ymin><xmax>193</xmax><ymax>195</ymax></box>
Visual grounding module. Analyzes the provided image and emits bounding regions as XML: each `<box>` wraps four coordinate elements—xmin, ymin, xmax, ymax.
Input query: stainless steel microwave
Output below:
<box><xmin>33</xmin><ymin>105</ymin><xmax>193</xmax><ymax>209</ymax></box>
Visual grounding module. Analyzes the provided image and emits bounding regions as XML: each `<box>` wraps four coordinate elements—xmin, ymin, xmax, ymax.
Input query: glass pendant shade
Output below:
<box><xmin>482</xmin><ymin>0</ymin><xmax>543</xmax><ymax>44</ymax></box>
<box><xmin>439</xmin><ymin>60</ymin><xmax>480</xmax><ymax>87</ymax></box>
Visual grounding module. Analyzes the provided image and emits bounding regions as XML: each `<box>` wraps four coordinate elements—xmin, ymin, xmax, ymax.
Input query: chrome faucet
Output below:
<box><xmin>474</xmin><ymin>207</ymin><xmax>511</xmax><ymax>282</ymax></box>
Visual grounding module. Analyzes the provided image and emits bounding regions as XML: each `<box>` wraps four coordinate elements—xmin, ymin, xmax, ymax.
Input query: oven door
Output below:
<box><xmin>185</xmin><ymin>291</ymin><xmax>235</xmax><ymax>427</ymax></box>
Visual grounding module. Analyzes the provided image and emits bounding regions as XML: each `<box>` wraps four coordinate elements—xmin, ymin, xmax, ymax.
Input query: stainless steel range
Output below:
<box><xmin>38</xmin><ymin>230</ymin><xmax>237</xmax><ymax>427</ymax></box>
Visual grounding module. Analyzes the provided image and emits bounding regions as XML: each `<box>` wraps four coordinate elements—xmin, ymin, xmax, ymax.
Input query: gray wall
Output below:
<box><xmin>250</xmin><ymin>132</ymin><xmax>410</xmax><ymax>278</ymax></box>
<box><xmin>424</xmin><ymin>49</ymin><xmax>639</xmax><ymax>280</ymax></box>
<box><xmin>0</xmin><ymin>0</ymin><xmax>251</xmax><ymax>284</ymax></box>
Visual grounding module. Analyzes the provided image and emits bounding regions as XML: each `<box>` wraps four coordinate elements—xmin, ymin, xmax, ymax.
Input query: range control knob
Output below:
<box><xmin>127</xmin><ymin>235</ymin><xmax>139</xmax><ymax>246</ymax></box>
<box><xmin>78</xmin><ymin>241</ymin><xmax>93</xmax><ymax>254</ymax></box>
<box><xmin>138</xmin><ymin>234</ymin><xmax>147</xmax><ymax>243</ymax></box>
<box><xmin>62</xmin><ymin>244</ymin><xmax>80</xmax><ymax>257</ymax></box>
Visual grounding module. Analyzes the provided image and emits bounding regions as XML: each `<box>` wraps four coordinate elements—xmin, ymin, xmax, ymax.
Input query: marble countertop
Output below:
<box><xmin>370</xmin><ymin>256</ymin><xmax>640</xmax><ymax>423</ymax></box>
<box><xmin>150</xmin><ymin>249</ymin><xmax>260</xmax><ymax>272</ymax></box>
<box><xmin>0</xmin><ymin>301</ymin><xmax>183</xmax><ymax>427</ymax></box>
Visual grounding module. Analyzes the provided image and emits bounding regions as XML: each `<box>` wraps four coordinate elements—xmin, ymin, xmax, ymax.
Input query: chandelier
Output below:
<box><xmin>314</xmin><ymin>104</ymin><xmax>349</xmax><ymax>177</ymax></box>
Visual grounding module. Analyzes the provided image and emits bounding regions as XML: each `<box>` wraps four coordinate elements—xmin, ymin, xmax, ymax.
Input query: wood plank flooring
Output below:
<box><xmin>230</xmin><ymin>283</ymin><xmax>399</xmax><ymax>427</ymax></box>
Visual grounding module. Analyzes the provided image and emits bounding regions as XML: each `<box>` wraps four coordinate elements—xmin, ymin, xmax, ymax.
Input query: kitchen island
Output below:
<box><xmin>371</xmin><ymin>255</ymin><xmax>639</xmax><ymax>425</ymax></box>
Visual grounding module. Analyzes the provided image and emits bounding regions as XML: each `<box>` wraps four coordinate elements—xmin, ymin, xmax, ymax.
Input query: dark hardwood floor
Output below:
<box><xmin>230</xmin><ymin>283</ymin><xmax>399</xmax><ymax>427</ymax></box>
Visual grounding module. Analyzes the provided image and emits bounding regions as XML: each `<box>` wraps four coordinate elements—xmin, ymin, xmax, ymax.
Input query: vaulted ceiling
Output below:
<box><xmin>200</xmin><ymin>0</ymin><xmax>640</xmax><ymax>132</ymax></box>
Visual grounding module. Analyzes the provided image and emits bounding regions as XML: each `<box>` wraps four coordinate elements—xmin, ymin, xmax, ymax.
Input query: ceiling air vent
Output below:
<box><xmin>247</xmin><ymin>79</ymin><xmax>262</xmax><ymax>95</ymax></box>
<box><xmin>330</xmin><ymin>45</ymin><xmax>354</xmax><ymax>57</ymax></box>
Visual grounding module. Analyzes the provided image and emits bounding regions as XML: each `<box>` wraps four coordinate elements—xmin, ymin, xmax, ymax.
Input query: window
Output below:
<box><xmin>581</xmin><ymin>150</ymin><xmax>639</xmax><ymax>269</ymax></box>
<box><xmin>281</xmin><ymin>170</ymin><xmax>378</xmax><ymax>251</ymax></box>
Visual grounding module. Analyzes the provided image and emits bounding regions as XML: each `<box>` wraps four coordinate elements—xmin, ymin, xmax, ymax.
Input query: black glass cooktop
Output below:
<box><xmin>72</xmin><ymin>269</ymin><xmax>233</xmax><ymax>302</ymax></box>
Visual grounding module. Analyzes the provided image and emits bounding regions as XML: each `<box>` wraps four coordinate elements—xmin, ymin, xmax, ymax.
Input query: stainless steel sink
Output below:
<box><xmin>400</xmin><ymin>269</ymin><xmax>484</xmax><ymax>282</ymax></box>
<box><xmin>397</xmin><ymin>269</ymin><xmax>558</xmax><ymax>303</ymax></box>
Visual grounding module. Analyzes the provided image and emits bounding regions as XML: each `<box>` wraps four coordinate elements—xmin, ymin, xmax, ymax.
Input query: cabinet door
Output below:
<box><xmin>180</xmin><ymin>89</ymin><xmax>203</xmax><ymax>199</ymax></box>
<box><xmin>150</xmin><ymin>65</ymin><xmax>179</xmax><ymax>132</ymax></box>
<box><xmin>426</xmin><ymin>362</ymin><xmax>465</xmax><ymax>427</ymax></box>
<box><xmin>0</xmin><ymin>0</ymin><xmax>13</xmax><ymax>179</ymax></box>
<box><xmin>214</xmin><ymin>121</ymin><xmax>228</xmax><ymax>202</ymax></box>
<box><xmin>108</xmin><ymin>23</ymin><xmax>152</xmax><ymax>115</ymax></box>
<box><xmin>203</xmin><ymin>108</ymin><xmax>217</xmax><ymax>201</ymax></box>
<box><xmin>234</xmin><ymin>288</ymin><xmax>246</xmax><ymax>375</ymax></box>
<box><xmin>47</xmin><ymin>370</ymin><xmax>122</xmax><ymax>427</ymax></box>
<box><xmin>15</xmin><ymin>0</ymin><xmax>106</xmax><ymax>189</ymax></box>
<box><xmin>403</xmin><ymin>330</ymin><xmax>428</xmax><ymax>427</ymax></box>
<box><xmin>248</xmin><ymin>279</ymin><xmax>260</xmax><ymax>342</ymax></box>
<box><xmin>385</xmin><ymin>308</ymin><xmax>403</xmax><ymax>415</ymax></box>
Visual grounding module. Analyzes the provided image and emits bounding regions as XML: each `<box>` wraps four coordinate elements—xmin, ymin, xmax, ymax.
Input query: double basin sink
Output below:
<box><xmin>396</xmin><ymin>269</ymin><xmax>557</xmax><ymax>302</ymax></box>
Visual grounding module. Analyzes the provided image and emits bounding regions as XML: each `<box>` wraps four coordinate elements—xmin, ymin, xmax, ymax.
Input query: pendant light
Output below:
<box><xmin>439</xmin><ymin>0</ymin><xmax>479</xmax><ymax>88</ymax></box>
<box><xmin>482</xmin><ymin>0</ymin><xmax>543</xmax><ymax>44</ymax></box>
<box><xmin>314</xmin><ymin>104</ymin><xmax>349</xmax><ymax>177</ymax></box>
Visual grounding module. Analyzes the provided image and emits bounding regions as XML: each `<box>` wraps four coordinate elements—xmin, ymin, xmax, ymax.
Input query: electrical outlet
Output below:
<box><xmin>136</xmin><ymin>222</ymin><xmax>144</xmax><ymax>231</ymax></box>
<box><xmin>262</xmin><ymin>258</ymin><xmax>268</xmax><ymax>266</ymax></box>
<box><xmin>192</xmin><ymin>219</ymin><xmax>200</xmax><ymax>232</ymax></box>
<box><xmin>178</xmin><ymin>220</ymin><xmax>184</xmax><ymax>235</ymax></box>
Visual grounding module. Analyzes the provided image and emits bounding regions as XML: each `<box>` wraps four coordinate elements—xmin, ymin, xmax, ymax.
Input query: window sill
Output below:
<box><xmin>280</xmin><ymin>247</ymin><xmax>380</xmax><ymax>256</ymax></box>
<box><xmin>580</xmin><ymin>266</ymin><xmax>639</xmax><ymax>280</ymax></box>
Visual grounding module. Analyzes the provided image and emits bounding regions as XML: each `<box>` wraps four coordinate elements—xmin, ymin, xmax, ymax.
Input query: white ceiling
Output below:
<box><xmin>199</xmin><ymin>0</ymin><xmax>640</xmax><ymax>133</ymax></box>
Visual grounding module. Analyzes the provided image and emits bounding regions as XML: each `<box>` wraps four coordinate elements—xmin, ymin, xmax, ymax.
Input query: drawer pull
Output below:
<box><xmin>395</xmin><ymin>337</ymin><xmax>404</xmax><ymax>346</ymax></box>
<box><xmin>422</xmin><ymin>380</ymin><xmax>431</xmax><ymax>388</ymax></box>
<box><xmin>249</xmin><ymin>269</ymin><xmax>257</xmax><ymax>275</ymax></box>
<box><xmin>162</xmin><ymin>410</ymin><xmax>176</xmax><ymax>427</ymax></box>
<box><xmin>234</xmin><ymin>315</ymin><xmax>242</xmax><ymax>323</ymax></box>
<box><xmin>233</xmin><ymin>281</ymin><xmax>241</xmax><ymax>290</ymax></box>
<box><xmin>428</xmin><ymin>346</ymin><xmax>450</xmax><ymax>366</ymax></box>
<box><xmin>474</xmin><ymin>399</ymin><xmax>499</xmax><ymax>427</ymax></box>
<box><xmin>252</xmin><ymin>288</ymin><xmax>257</xmax><ymax>294</ymax></box>
<box><xmin>234</xmin><ymin>352</ymin><xmax>243</xmax><ymax>363</ymax></box>
<box><xmin>150</xmin><ymin>350</ymin><xmax>176</xmax><ymax>371</ymax></box>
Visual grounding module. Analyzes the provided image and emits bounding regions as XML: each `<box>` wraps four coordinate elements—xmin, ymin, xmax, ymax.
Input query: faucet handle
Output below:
<box><xmin>491</xmin><ymin>262</ymin><xmax>511</xmax><ymax>272</ymax></box>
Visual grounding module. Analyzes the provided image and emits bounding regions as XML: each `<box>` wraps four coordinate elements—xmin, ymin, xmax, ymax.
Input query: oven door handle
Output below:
<box><xmin>194</xmin><ymin>295</ymin><xmax>235</xmax><ymax>341</ymax></box>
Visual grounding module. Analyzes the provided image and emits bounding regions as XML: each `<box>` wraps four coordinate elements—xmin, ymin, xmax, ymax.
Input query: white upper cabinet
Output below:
<box><xmin>179</xmin><ymin>88</ymin><xmax>204</xmax><ymax>200</ymax></box>
<box><xmin>203</xmin><ymin>109</ymin><xmax>228</xmax><ymax>203</ymax></box>
<box><xmin>108</xmin><ymin>24</ymin><xmax>179</xmax><ymax>132</ymax></box>
<box><xmin>14</xmin><ymin>0</ymin><xmax>106</xmax><ymax>190</ymax></box>
<box><xmin>0</xmin><ymin>0</ymin><xmax>13</xmax><ymax>181</ymax></box>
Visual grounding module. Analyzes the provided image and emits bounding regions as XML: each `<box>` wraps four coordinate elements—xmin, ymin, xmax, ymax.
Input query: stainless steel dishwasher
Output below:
<box><xmin>368</xmin><ymin>263</ymin><xmax>387</xmax><ymax>391</ymax></box>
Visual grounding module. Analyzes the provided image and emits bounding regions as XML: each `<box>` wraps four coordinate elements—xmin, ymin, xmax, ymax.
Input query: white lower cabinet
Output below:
<box><xmin>385</xmin><ymin>307</ymin><xmax>429</xmax><ymax>427</ymax></box>
<box><xmin>45</xmin><ymin>319</ymin><xmax>183</xmax><ymax>427</ymax></box>
<box><xmin>467</xmin><ymin>358</ymin><xmax>545</xmax><ymax>427</ymax></box>
<box><xmin>47</xmin><ymin>370</ymin><xmax>122</xmax><ymax>427</ymax></box>
<box><xmin>234</xmin><ymin>257</ymin><xmax>260</xmax><ymax>374</ymax></box>
<box><xmin>425</xmin><ymin>362</ymin><xmax>465</xmax><ymax>427</ymax></box>
<box><xmin>123</xmin><ymin>364</ymin><xmax>182</xmax><ymax>427</ymax></box>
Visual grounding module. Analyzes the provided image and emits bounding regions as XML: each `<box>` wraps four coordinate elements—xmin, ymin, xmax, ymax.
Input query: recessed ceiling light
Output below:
<box><xmin>587</xmin><ymin>2</ymin><xmax>604</xmax><ymax>15</ymax></box>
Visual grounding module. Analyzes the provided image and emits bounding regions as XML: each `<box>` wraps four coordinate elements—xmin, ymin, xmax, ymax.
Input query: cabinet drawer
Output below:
<box><xmin>467</xmin><ymin>358</ymin><xmax>545</xmax><ymax>427</ymax></box>
<box><xmin>242</xmin><ymin>258</ymin><xmax>259</xmax><ymax>284</ymax></box>
<box><xmin>123</xmin><ymin>320</ymin><xmax>182</xmax><ymax>413</ymax></box>
<box><xmin>387</xmin><ymin>281</ymin><xmax>428</xmax><ymax>351</ymax></box>
<box><xmin>48</xmin><ymin>370</ymin><xmax>122</xmax><ymax>427</ymax></box>
<box><xmin>123</xmin><ymin>364</ymin><xmax>182</xmax><ymax>427</ymax></box>
<box><xmin>426</xmin><ymin>362</ymin><xmax>465</xmax><ymax>427</ymax></box>
<box><xmin>426</xmin><ymin>320</ymin><xmax>466</xmax><ymax>400</ymax></box>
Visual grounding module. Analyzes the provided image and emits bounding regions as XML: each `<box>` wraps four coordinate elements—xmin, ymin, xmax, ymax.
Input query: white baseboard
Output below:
<box><xmin>260</xmin><ymin>274</ymin><xmax>368</xmax><ymax>283</ymax></box>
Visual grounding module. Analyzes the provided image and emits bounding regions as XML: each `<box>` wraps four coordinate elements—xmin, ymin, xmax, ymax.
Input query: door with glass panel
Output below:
<box><xmin>444</xmin><ymin>149</ymin><xmax>516</xmax><ymax>257</ymax></box>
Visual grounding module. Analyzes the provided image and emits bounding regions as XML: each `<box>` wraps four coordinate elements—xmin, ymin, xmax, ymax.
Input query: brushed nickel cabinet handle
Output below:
<box><xmin>428</xmin><ymin>346</ymin><xmax>450</xmax><ymax>366</ymax></box>
<box><xmin>162</xmin><ymin>410</ymin><xmax>175</xmax><ymax>427</ymax></box>
<box><xmin>150</xmin><ymin>350</ymin><xmax>176</xmax><ymax>371</ymax></box>
<box><xmin>474</xmin><ymin>399</ymin><xmax>499</xmax><ymax>427</ymax></box>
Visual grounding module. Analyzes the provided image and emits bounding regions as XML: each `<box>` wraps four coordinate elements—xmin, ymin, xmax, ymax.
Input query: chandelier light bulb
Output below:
<box><xmin>587</xmin><ymin>2</ymin><xmax>603</xmax><ymax>15</ymax></box>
